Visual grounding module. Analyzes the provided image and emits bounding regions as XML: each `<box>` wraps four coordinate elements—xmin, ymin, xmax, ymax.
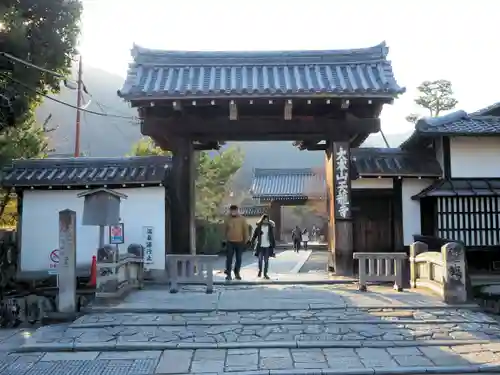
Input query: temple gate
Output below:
<box><xmin>118</xmin><ymin>42</ymin><xmax>404</xmax><ymax>275</ymax></box>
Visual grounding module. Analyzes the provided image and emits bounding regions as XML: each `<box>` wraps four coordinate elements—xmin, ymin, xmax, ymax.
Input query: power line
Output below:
<box><xmin>0</xmin><ymin>72</ymin><xmax>139</xmax><ymax>121</ymax></box>
<box><xmin>0</xmin><ymin>51</ymin><xmax>141</xmax><ymax>124</ymax></box>
<box><xmin>0</xmin><ymin>52</ymin><xmax>78</xmax><ymax>88</ymax></box>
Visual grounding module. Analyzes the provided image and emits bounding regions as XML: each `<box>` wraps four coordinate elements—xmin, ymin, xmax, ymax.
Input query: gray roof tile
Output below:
<box><xmin>354</xmin><ymin>148</ymin><xmax>442</xmax><ymax>177</ymax></box>
<box><xmin>400</xmin><ymin>110</ymin><xmax>500</xmax><ymax>149</ymax></box>
<box><xmin>251</xmin><ymin>149</ymin><xmax>442</xmax><ymax>199</ymax></box>
<box><xmin>223</xmin><ymin>205</ymin><xmax>269</xmax><ymax>217</ymax></box>
<box><xmin>251</xmin><ymin>168</ymin><xmax>326</xmax><ymax>200</ymax></box>
<box><xmin>412</xmin><ymin>179</ymin><xmax>500</xmax><ymax>199</ymax></box>
<box><xmin>1</xmin><ymin>156</ymin><xmax>171</xmax><ymax>188</ymax></box>
<box><xmin>118</xmin><ymin>42</ymin><xmax>405</xmax><ymax>100</ymax></box>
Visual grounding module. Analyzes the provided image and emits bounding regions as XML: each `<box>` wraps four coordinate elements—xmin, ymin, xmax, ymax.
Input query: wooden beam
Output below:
<box><xmin>143</xmin><ymin>115</ymin><xmax>380</xmax><ymax>142</ymax></box>
<box><xmin>229</xmin><ymin>100</ymin><xmax>238</xmax><ymax>120</ymax></box>
<box><xmin>284</xmin><ymin>100</ymin><xmax>293</xmax><ymax>120</ymax></box>
<box><xmin>194</xmin><ymin>141</ymin><xmax>221</xmax><ymax>150</ymax></box>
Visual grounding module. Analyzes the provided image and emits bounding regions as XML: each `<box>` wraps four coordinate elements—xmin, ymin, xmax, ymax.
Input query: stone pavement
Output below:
<box><xmin>3</xmin><ymin>251</ymin><xmax>500</xmax><ymax>374</ymax></box>
<box><xmin>212</xmin><ymin>249</ymin><xmax>314</xmax><ymax>282</ymax></box>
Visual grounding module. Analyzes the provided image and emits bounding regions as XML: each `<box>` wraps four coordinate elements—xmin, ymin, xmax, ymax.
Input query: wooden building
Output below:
<box><xmin>250</xmin><ymin>148</ymin><xmax>442</xmax><ymax>253</ymax></box>
<box><xmin>117</xmin><ymin>42</ymin><xmax>405</xmax><ymax>275</ymax></box>
<box><xmin>249</xmin><ymin>104</ymin><xmax>500</xmax><ymax>273</ymax></box>
<box><xmin>0</xmin><ymin>156</ymin><xmax>172</xmax><ymax>279</ymax></box>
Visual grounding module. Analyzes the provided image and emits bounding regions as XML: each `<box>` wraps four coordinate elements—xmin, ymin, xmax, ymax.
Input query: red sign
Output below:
<box><xmin>49</xmin><ymin>249</ymin><xmax>59</xmax><ymax>269</ymax></box>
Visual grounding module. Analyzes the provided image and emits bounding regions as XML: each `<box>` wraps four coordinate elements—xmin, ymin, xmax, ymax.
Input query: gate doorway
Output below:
<box><xmin>352</xmin><ymin>190</ymin><xmax>394</xmax><ymax>253</ymax></box>
<box><xmin>117</xmin><ymin>42</ymin><xmax>404</xmax><ymax>276</ymax></box>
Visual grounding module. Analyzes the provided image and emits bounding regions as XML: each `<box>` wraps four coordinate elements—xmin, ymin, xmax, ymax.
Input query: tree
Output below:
<box><xmin>0</xmin><ymin>0</ymin><xmax>82</xmax><ymax>127</ymax></box>
<box><xmin>406</xmin><ymin>79</ymin><xmax>458</xmax><ymax>123</ymax></box>
<box><xmin>129</xmin><ymin>137</ymin><xmax>244</xmax><ymax>220</ymax></box>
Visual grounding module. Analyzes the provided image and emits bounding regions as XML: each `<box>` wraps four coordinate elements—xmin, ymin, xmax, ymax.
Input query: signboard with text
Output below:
<box><xmin>142</xmin><ymin>226</ymin><xmax>154</xmax><ymax>264</ymax></box>
<box><xmin>333</xmin><ymin>142</ymin><xmax>351</xmax><ymax>220</ymax></box>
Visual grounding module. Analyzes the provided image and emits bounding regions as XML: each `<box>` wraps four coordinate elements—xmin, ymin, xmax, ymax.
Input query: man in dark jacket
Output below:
<box><xmin>292</xmin><ymin>226</ymin><xmax>302</xmax><ymax>252</ymax></box>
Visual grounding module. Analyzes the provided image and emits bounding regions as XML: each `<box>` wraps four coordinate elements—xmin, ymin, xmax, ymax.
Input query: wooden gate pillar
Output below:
<box><xmin>325</xmin><ymin>142</ymin><xmax>354</xmax><ymax>276</ymax></box>
<box><xmin>170</xmin><ymin>138</ymin><xmax>196</xmax><ymax>254</ymax></box>
<box><xmin>270</xmin><ymin>201</ymin><xmax>282</xmax><ymax>242</ymax></box>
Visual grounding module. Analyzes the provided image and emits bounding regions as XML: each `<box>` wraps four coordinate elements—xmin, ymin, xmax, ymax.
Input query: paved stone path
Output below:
<box><xmin>213</xmin><ymin>249</ymin><xmax>313</xmax><ymax>282</ymax></box>
<box><xmin>2</xmin><ymin>252</ymin><xmax>500</xmax><ymax>374</ymax></box>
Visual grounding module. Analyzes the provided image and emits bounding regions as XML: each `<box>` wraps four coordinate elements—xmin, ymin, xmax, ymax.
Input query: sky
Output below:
<box><xmin>79</xmin><ymin>0</ymin><xmax>500</xmax><ymax>135</ymax></box>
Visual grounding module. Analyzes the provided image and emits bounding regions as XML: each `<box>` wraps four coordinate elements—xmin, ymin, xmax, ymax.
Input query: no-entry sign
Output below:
<box><xmin>49</xmin><ymin>249</ymin><xmax>59</xmax><ymax>270</ymax></box>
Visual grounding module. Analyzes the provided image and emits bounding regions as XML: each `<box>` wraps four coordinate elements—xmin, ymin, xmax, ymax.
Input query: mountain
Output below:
<box><xmin>36</xmin><ymin>65</ymin><xmax>412</xmax><ymax>176</ymax></box>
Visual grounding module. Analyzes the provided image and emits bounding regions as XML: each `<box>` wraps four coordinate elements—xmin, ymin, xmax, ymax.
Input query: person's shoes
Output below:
<box><xmin>234</xmin><ymin>273</ymin><xmax>242</xmax><ymax>280</ymax></box>
<box><xmin>225</xmin><ymin>274</ymin><xmax>232</xmax><ymax>281</ymax></box>
<box><xmin>264</xmin><ymin>274</ymin><xmax>270</xmax><ymax>280</ymax></box>
<box><xmin>257</xmin><ymin>271</ymin><xmax>262</xmax><ymax>278</ymax></box>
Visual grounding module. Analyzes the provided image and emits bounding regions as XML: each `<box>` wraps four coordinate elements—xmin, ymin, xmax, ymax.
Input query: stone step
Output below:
<box><xmin>14</xmin><ymin>307</ymin><xmax>500</xmax><ymax>353</ymax></box>
<box><xmin>71</xmin><ymin>308</ymin><xmax>496</xmax><ymax>327</ymax></box>
<box><xmin>5</xmin><ymin>345</ymin><xmax>500</xmax><ymax>374</ymax></box>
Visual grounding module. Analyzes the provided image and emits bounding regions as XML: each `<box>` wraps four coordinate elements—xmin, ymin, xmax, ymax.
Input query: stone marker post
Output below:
<box><xmin>58</xmin><ymin>209</ymin><xmax>77</xmax><ymax>313</ymax></box>
<box><xmin>442</xmin><ymin>242</ymin><xmax>468</xmax><ymax>304</ymax></box>
<box><xmin>409</xmin><ymin>241</ymin><xmax>428</xmax><ymax>288</ymax></box>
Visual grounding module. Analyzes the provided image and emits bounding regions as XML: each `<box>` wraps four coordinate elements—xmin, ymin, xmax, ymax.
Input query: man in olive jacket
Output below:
<box><xmin>223</xmin><ymin>205</ymin><xmax>249</xmax><ymax>280</ymax></box>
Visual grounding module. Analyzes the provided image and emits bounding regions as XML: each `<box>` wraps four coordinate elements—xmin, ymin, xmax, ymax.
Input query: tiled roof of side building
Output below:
<box><xmin>118</xmin><ymin>42</ymin><xmax>405</xmax><ymax>100</ymax></box>
<box><xmin>223</xmin><ymin>205</ymin><xmax>269</xmax><ymax>217</ymax></box>
<box><xmin>400</xmin><ymin>110</ymin><xmax>500</xmax><ymax>149</ymax></box>
<box><xmin>353</xmin><ymin>148</ymin><xmax>442</xmax><ymax>177</ymax></box>
<box><xmin>251</xmin><ymin>149</ymin><xmax>442</xmax><ymax>200</ymax></box>
<box><xmin>251</xmin><ymin>168</ymin><xmax>327</xmax><ymax>200</ymax></box>
<box><xmin>1</xmin><ymin>156</ymin><xmax>171</xmax><ymax>188</ymax></box>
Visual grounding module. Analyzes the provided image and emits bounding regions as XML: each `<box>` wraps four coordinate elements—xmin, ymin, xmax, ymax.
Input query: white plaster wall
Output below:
<box><xmin>20</xmin><ymin>187</ymin><xmax>165</xmax><ymax>273</ymax></box>
<box><xmin>352</xmin><ymin>178</ymin><xmax>393</xmax><ymax>189</ymax></box>
<box><xmin>450</xmin><ymin>137</ymin><xmax>500</xmax><ymax>178</ymax></box>
<box><xmin>402</xmin><ymin>179</ymin><xmax>434</xmax><ymax>246</ymax></box>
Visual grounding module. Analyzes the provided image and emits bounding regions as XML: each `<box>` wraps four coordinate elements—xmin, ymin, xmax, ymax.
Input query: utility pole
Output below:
<box><xmin>74</xmin><ymin>55</ymin><xmax>83</xmax><ymax>157</ymax></box>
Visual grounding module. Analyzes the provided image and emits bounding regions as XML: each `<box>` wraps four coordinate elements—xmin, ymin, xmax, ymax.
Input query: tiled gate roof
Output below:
<box><xmin>1</xmin><ymin>156</ymin><xmax>171</xmax><ymax>189</ymax></box>
<box><xmin>118</xmin><ymin>42</ymin><xmax>405</xmax><ymax>100</ymax></box>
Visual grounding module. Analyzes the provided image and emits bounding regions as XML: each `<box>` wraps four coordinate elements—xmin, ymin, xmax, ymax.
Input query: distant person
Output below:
<box><xmin>223</xmin><ymin>204</ymin><xmax>249</xmax><ymax>281</ymax></box>
<box><xmin>312</xmin><ymin>225</ymin><xmax>319</xmax><ymax>242</ymax></box>
<box><xmin>292</xmin><ymin>226</ymin><xmax>302</xmax><ymax>252</ymax></box>
<box><xmin>250</xmin><ymin>214</ymin><xmax>276</xmax><ymax>279</ymax></box>
<box><xmin>302</xmin><ymin>229</ymin><xmax>310</xmax><ymax>250</ymax></box>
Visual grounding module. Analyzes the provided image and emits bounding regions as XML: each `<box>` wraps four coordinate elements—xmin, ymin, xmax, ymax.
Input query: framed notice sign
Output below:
<box><xmin>109</xmin><ymin>223</ymin><xmax>125</xmax><ymax>244</ymax></box>
<box><xmin>142</xmin><ymin>226</ymin><xmax>154</xmax><ymax>264</ymax></box>
<box><xmin>333</xmin><ymin>142</ymin><xmax>351</xmax><ymax>220</ymax></box>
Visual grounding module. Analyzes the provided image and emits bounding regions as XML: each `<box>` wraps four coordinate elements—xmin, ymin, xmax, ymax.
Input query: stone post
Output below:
<box><xmin>409</xmin><ymin>241</ymin><xmax>428</xmax><ymax>288</ymax></box>
<box><xmin>442</xmin><ymin>242</ymin><xmax>469</xmax><ymax>304</ymax></box>
<box><xmin>58</xmin><ymin>209</ymin><xmax>77</xmax><ymax>313</ymax></box>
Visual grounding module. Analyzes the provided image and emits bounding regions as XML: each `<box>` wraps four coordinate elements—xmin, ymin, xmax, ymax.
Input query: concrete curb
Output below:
<box><xmin>144</xmin><ymin>279</ymin><xmax>358</xmax><ymax>286</ymax></box>
<box><xmin>14</xmin><ymin>339</ymin><xmax>499</xmax><ymax>353</ymax></box>
<box><xmin>290</xmin><ymin>250</ymin><xmax>313</xmax><ymax>274</ymax></box>
<box><xmin>150</xmin><ymin>365</ymin><xmax>500</xmax><ymax>375</ymax></box>
<box><xmin>82</xmin><ymin>303</ymin><xmax>481</xmax><ymax>314</ymax></box>
<box><xmin>69</xmin><ymin>318</ymin><xmax>498</xmax><ymax>329</ymax></box>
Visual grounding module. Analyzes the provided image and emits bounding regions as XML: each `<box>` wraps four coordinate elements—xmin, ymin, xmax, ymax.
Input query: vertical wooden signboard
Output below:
<box><xmin>333</xmin><ymin>142</ymin><xmax>351</xmax><ymax>220</ymax></box>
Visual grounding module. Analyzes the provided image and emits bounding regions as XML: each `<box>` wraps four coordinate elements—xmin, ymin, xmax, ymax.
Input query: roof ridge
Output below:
<box><xmin>131</xmin><ymin>42</ymin><xmax>389</xmax><ymax>61</ymax></box>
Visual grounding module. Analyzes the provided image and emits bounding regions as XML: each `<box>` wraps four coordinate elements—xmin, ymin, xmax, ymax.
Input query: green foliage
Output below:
<box><xmin>129</xmin><ymin>137</ymin><xmax>244</xmax><ymax>221</ymax></box>
<box><xmin>406</xmin><ymin>79</ymin><xmax>458</xmax><ymax>123</ymax></box>
<box><xmin>0</xmin><ymin>0</ymin><xmax>82</xmax><ymax>124</ymax></box>
<box><xmin>129</xmin><ymin>137</ymin><xmax>168</xmax><ymax>157</ymax></box>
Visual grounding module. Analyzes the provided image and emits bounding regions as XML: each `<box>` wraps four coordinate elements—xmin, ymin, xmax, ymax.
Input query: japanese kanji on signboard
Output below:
<box><xmin>142</xmin><ymin>226</ymin><xmax>154</xmax><ymax>264</ymax></box>
<box><xmin>334</xmin><ymin>142</ymin><xmax>351</xmax><ymax>220</ymax></box>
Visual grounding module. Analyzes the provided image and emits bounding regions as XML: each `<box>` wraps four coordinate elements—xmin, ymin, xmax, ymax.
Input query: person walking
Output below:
<box><xmin>302</xmin><ymin>228</ymin><xmax>310</xmax><ymax>250</ymax></box>
<box><xmin>292</xmin><ymin>226</ymin><xmax>302</xmax><ymax>252</ymax></box>
<box><xmin>250</xmin><ymin>214</ymin><xmax>276</xmax><ymax>279</ymax></box>
<box><xmin>223</xmin><ymin>204</ymin><xmax>249</xmax><ymax>281</ymax></box>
